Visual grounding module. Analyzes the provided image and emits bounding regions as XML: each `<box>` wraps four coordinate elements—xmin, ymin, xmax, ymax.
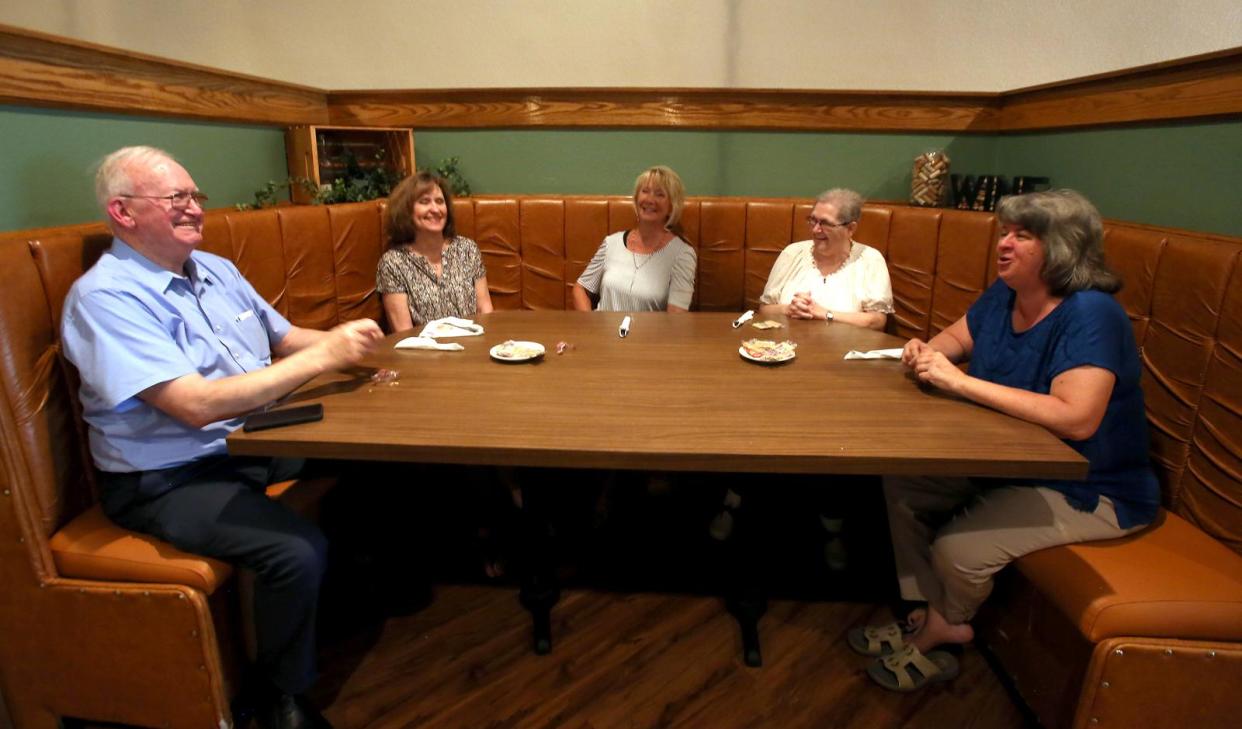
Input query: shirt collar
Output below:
<box><xmin>109</xmin><ymin>238</ymin><xmax>214</xmax><ymax>291</ymax></box>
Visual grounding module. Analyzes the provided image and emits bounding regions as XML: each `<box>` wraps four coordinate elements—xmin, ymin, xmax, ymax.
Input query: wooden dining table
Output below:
<box><xmin>228</xmin><ymin>310</ymin><xmax>1088</xmax><ymax>481</ymax></box>
<box><xmin>229</xmin><ymin>309</ymin><xmax>1088</xmax><ymax>665</ymax></box>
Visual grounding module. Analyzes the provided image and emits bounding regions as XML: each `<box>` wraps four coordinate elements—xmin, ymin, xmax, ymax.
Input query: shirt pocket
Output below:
<box><xmin>231</xmin><ymin>309</ymin><xmax>272</xmax><ymax>362</ymax></box>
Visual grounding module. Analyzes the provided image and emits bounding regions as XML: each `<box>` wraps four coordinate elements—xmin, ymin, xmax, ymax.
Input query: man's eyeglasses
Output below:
<box><xmin>807</xmin><ymin>215</ymin><xmax>849</xmax><ymax>230</ymax></box>
<box><xmin>119</xmin><ymin>191</ymin><xmax>209</xmax><ymax>210</ymax></box>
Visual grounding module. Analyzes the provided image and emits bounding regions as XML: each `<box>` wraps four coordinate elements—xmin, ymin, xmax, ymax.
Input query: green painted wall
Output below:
<box><xmin>994</xmin><ymin>121</ymin><xmax>1242</xmax><ymax>237</ymax></box>
<box><xmin>416</xmin><ymin>122</ymin><xmax>1241</xmax><ymax>237</ymax></box>
<box><xmin>414</xmin><ymin>129</ymin><xmax>997</xmax><ymax>202</ymax></box>
<box><xmin>0</xmin><ymin>106</ymin><xmax>286</xmax><ymax>231</ymax></box>
<box><xmin>2</xmin><ymin>104</ymin><xmax>1238</xmax><ymax>239</ymax></box>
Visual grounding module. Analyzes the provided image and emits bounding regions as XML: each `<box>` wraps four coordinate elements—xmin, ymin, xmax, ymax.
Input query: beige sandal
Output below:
<box><xmin>847</xmin><ymin>622</ymin><xmax>906</xmax><ymax>656</ymax></box>
<box><xmin>866</xmin><ymin>644</ymin><xmax>960</xmax><ymax>692</ymax></box>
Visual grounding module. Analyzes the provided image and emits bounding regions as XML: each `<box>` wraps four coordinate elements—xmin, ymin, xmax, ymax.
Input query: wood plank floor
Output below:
<box><xmin>311</xmin><ymin>584</ymin><xmax>1033</xmax><ymax>729</ymax></box>
<box><xmin>307</xmin><ymin>477</ymin><xmax>1036</xmax><ymax>729</ymax></box>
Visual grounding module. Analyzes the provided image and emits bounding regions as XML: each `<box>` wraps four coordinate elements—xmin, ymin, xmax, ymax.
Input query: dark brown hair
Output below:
<box><xmin>385</xmin><ymin>171</ymin><xmax>456</xmax><ymax>247</ymax></box>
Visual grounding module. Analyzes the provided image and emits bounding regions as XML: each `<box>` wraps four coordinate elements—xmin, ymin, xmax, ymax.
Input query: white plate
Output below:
<box><xmin>739</xmin><ymin>345</ymin><xmax>796</xmax><ymax>364</ymax></box>
<box><xmin>490</xmin><ymin>340</ymin><xmax>546</xmax><ymax>362</ymax></box>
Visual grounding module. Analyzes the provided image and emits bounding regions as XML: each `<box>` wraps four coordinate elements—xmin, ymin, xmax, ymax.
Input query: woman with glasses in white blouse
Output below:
<box><xmin>758</xmin><ymin>188</ymin><xmax>893</xmax><ymax>329</ymax></box>
<box><xmin>572</xmin><ymin>166</ymin><xmax>697</xmax><ymax>313</ymax></box>
<box><xmin>711</xmin><ymin>189</ymin><xmax>894</xmax><ymax>570</ymax></box>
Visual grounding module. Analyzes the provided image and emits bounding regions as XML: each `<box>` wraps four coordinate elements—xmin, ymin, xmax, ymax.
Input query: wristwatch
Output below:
<box><xmin>824</xmin><ymin>310</ymin><xmax>835</xmax><ymax>323</ymax></box>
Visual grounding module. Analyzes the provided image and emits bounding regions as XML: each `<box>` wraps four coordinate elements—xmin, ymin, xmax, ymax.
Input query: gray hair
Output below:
<box><xmin>94</xmin><ymin>146</ymin><xmax>177</xmax><ymax>214</ymax></box>
<box><xmin>995</xmin><ymin>189</ymin><xmax>1120</xmax><ymax>296</ymax></box>
<box><xmin>815</xmin><ymin>188</ymin><xmax>864</xmax><ymax>224</ymax></box>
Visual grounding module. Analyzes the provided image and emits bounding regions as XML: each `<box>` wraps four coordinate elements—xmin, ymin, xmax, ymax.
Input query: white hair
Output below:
<box><xmin>94</xmin><ymin>146</ymin><xmax>177</xmax><ymax>214</ymax></box>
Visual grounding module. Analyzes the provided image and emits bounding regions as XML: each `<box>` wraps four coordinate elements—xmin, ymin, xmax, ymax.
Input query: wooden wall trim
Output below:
<box><xmin>0</xmin><ymin>23</ymin><xmax>1237</xmax><ymax>133</ymax></box>
<box><xmin>996</xmin><ymin>47</ymin><xmax>1242</xmax><ymax>131</ymax></box>
<box><xmin>326</xmin><ymin>87</ymin><xmax>1002</xmax><ymax>132</ymax></box>
<box><xmin>327</xmin><ymin>50</ymin><xmax>1242</xmax><ymax>132</ymax></box>
<box><xmin>0</xmin><ymin>23</ymin><xmax>327</xmax><ymax>126</ymax></box>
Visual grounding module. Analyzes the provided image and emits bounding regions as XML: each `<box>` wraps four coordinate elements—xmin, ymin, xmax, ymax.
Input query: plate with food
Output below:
<box><xmin>490</xmin><ymin>340</ymin><xmax>546</xmax><ymax>362</ymax></box>
<box><xmin>739</xmin><ymin>338</ymin><xmax>797</xmax><ymax>364</ymax></box>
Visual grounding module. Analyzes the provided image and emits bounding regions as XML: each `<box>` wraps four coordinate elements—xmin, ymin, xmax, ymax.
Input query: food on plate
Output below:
<box><xmin>494</xmin><ymin>340</ymin><xmax>544</xmax><ymax>359</ymax></box>
<box><xmin>741</xmin><ymin>338</ymin><xmax>797</xmax><ymax>361</ymax></box>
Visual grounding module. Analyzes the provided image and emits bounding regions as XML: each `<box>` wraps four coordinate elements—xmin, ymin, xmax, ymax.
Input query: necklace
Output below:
<box><xmin>813</xmin><ymin>244</ymin><xmax>850</xmax><ymax>283</ymax></box>
<box><xmin>628</xmin><ymin>231</ymin><xmax>663</xmax><ymax>271</ymax></box>
<box><xmin>407</xmin><ymin>239</ymin><xmax>447</xmax><ymax>275</ymax></box>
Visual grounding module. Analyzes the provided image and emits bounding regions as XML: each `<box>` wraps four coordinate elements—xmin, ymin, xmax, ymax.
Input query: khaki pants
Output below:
<box><xmin>882</xmin><ymin>476</ymin><xmax>1145</xmax><ymax>624</ymax></box>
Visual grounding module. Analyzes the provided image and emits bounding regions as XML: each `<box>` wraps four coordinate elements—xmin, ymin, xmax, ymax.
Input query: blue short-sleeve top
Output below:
<box><xmin>966</xmin><ymin>280</ymin><xmax>1160</xmax><ymax>528</ymax></box>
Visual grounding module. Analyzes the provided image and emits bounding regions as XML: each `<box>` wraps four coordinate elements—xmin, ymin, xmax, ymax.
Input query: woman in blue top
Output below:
<box><xmin>854</xmin><ymin>190</ymin><xmax>1160</xmax><ymax>691</ymax></box>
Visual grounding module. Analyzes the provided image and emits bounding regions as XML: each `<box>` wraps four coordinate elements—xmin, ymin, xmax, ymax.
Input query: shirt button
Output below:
<box><xmin>215</xmin><ymin>326</ymin><xmax>222</xmax><ymax>333</ymax></box>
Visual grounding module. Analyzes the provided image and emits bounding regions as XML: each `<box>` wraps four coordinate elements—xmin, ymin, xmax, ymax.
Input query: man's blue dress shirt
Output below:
<box><xmin>62</xmin><ymin>238</ymin><xmax>291</xmax><ymax>474</ymax></box>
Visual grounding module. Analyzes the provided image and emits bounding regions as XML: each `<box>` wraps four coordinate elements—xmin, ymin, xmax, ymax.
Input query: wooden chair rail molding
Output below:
<box><xmin>326</xmin><ymin>87</ymin><xmax>1004</xmax><ymax>132</ymax></box>
<box><xmin>0</xmin><ymin>23</ymin><xmax>327</xmax><ymax>125</ymax></box>
<box><xmin>1</xmin><ymin>22</ymin><xmax>1239</xmax><ymax>131</ymax></box>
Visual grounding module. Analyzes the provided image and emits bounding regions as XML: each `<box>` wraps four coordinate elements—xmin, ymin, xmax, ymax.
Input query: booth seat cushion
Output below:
<box><xmin>47</xmin><ymin>477</ymin><xmax>336</xmax><ymax>593</ymax></box>
<box><xmin>49</xmin><ymin>504</ymin><xmax>233</xmax><ymax>593</ymax></box>
<box><xmin>1016</xmin><ymin>510</ymin><xmax>1242</xmax><ymax>643</ymax></box>
<box><xmin>265</xmin><ymin>475</ymin><xmax>336</xmax><ymax>523</ymax></box>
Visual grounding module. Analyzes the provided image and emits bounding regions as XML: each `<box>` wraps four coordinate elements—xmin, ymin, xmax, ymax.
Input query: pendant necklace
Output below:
<box><xmin>815</xmin><ymin>246</ymin><xmax>849</xmax><ymax>283</ymax></box>
<box><xmin>630</xmin><ymin>234</ymin><xmax>658</xmax><ymax>293</ymax></box>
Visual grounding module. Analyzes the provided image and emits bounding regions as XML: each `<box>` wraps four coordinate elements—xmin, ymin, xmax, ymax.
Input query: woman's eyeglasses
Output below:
<box><xmin>806</xmin><ymin>215</ymin><xmax>849</xmax><ymax>230</ymax></box>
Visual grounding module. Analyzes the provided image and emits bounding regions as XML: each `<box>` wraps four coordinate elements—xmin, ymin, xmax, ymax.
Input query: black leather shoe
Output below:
<box><xmin>256</xmin><ymin>692</ymin><xmax>333</xmax><ymax>729</ymax></box>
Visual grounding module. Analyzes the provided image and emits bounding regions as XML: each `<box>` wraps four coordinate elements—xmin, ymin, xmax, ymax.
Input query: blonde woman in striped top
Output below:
<box><xmin>572</xmin><ymin>166</ymin><xmax>697</xmax><ymax>313</ymax></box>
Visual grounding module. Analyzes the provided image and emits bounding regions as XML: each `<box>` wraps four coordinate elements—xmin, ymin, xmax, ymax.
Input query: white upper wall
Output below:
<box><xmin>3</xmin><ymin>0</ymin><xmax>1240</xmax><ymax>92</ymax></box>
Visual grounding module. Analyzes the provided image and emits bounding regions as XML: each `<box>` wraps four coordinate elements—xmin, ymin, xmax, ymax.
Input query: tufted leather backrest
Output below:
<box><xmin>0</xmin><ymin>197</ymin><xmax>1238</xmax><ymax>558</ymax></box>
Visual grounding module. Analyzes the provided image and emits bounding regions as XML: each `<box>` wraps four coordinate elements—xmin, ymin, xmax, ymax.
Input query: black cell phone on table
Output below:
<box><xmin>242</xmin><ymin>403</ymin><xmax>324</xmax><ymax>432</ymax></box>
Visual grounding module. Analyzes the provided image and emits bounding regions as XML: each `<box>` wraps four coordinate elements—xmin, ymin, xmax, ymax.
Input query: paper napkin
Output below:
<box><xmin>843</xmin><ymin>348</ymin><xmax>904</xmax><ymax>360</ymax></box>
<box><xmin>394</xmin><ymin>336</ymin><xmax>466</xmax><ymax>351</ymax></box>
<box><xmin>419</xmin><ymin>317</ymin><xmax>484</xmax><ymax>338</ymax></box>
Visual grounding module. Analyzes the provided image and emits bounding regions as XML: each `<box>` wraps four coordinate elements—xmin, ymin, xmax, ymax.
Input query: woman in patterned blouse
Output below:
<box><xmin>377</xmin><ymin>172</ymin><xmax>493</xmax><ymax>330</ymax></box>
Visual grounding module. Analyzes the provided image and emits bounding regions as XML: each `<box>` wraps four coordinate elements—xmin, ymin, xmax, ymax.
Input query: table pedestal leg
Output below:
<box><xmin>727</xmin><ymin>593</ymin><xmax>767</xmax><ymax>667</ymax></box>
<box><xmin>519</xmin><ymin>574</ymin><xmax>558</xmax><ymax>655</ymax></box>
<box><xmin>719</xmin><ymin>485</ymin><xmax>767</xmax><ymax>668</ymax></box>
<box><xmin>517</xmin><ymin>481</ymin><xmax>560</xmax><ymax>655</ymax></box>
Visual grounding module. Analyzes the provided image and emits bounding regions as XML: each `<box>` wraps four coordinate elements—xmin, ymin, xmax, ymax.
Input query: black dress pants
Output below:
<box><xmin>99</xmin><ymin>456</ymin><xmax>326</xmax><ymax>695</ymax></box>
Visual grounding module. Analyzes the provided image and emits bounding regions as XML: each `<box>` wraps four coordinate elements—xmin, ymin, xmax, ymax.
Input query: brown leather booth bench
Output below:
<box><xmin>1</xmin><ymin>196</ymin><xmax>1240</xmax><ymax>729</ymax></box>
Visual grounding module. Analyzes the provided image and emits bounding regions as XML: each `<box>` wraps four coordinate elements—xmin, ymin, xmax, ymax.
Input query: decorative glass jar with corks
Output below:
<box><xmin>910</xmin><ymin>151</ymin><xmax>951</xmax><ymax>207</ymax></box>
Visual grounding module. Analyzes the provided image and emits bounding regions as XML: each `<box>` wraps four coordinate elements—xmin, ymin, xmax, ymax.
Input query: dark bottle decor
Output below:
<box><xmin>949</xmin><ymin>175</ymin><xmax>1051</xmax><ymax>211</ymax></box>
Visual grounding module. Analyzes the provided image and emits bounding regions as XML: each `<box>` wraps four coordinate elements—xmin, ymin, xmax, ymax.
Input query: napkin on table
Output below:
<box><xmin>419</xmin><ymin>317</ymin><xmax>484</xmax><ymax>338</ymax></box>
<box><xmin>843</xmin><ymin>348</ymin><xmax>904</xmax><ymax>360</ymax></box>
<box><xmin>394</xmin><ymin>336</ymin><xmax>465</xmax><ymax>351</ymax></box>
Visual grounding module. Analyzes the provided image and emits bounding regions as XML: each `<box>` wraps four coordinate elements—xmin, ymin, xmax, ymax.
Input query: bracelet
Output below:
<box><xmin>824</xmin><ymin>310</ymin><xmax>834</xmax><ymax>323</ymax></box>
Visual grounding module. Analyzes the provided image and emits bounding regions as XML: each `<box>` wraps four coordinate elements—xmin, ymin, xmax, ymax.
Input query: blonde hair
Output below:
<box><xmin>632</xmin><ymin>165</ymin><xmax>686</xmax><ymax>231</ymax></box>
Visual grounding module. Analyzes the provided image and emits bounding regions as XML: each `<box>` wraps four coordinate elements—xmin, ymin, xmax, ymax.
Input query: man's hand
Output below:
<box><xmin>313</xmin><ymin>319</ymin><xmax>384</xmax><ymax>371</ymax></box>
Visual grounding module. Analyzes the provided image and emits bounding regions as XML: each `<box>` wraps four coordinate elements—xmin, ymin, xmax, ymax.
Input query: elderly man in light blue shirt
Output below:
<box><xmin>61</xmin><ymin>146</ymin><xmax>382</xmax><ymax>729</ymax></box>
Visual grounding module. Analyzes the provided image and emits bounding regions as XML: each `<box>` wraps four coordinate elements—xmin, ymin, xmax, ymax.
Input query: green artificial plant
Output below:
<box><xmin>236</xmin><ymin>177</ymin><xmax>318</xmax><ymax>211</ymax></box>
<box><xmin>430</xmin><ymin>157</ymin><xmax>471</xmax><ymax>197</ymax></box>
